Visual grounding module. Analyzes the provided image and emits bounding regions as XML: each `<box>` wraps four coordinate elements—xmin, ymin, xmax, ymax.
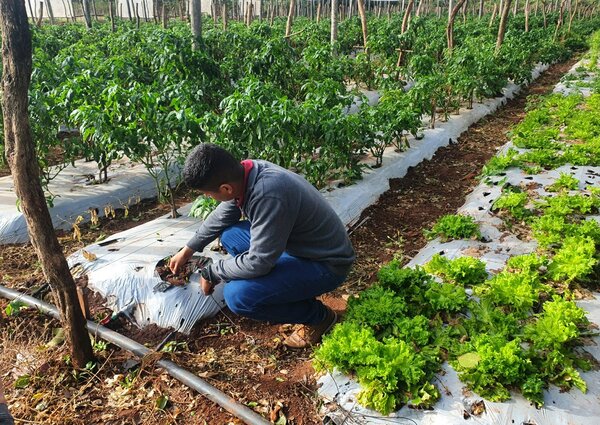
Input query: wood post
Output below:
<box><xmin>36</xmin><ymin>1</ymin><xmax>43</xmax><ymax>26</ymax></box>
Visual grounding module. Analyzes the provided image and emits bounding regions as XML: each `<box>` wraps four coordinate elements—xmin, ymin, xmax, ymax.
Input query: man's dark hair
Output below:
<box><xmin>183</xmin><ymin>144</ymin><xmax>244</xmax><ymax>190</ymax></box>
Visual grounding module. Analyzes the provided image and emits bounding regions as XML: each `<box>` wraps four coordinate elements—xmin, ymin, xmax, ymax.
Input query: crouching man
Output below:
<box><xmin>170</xmin><ymin>144</ymin><xmax>355</xmax><ymax>348</ymax></box>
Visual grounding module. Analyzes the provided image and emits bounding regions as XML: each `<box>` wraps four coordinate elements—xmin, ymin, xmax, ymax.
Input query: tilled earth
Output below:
<box><xmin>0</xmin><ymin>57</ymin><xmax>579</xmax><ymax>424</ymax></box>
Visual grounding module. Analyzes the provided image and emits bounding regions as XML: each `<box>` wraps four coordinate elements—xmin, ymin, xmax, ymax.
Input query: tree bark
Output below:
<box><xmin>285</xmin><ymin>0</ymin><xmax>295</xmax><ymax>38</ymax></box>
<box><xmin>496</xmin><ymin>0</ymin><xmax>513</xmax><ymax>54</ymax></box>
<box><xmin>525</xmin><ymin>0</ymin><xmax>530</xmax><ymax>31</ymax></box>
<box><xmin>222</xmin><ymin>1</ymin><xmax>228</xmax><ymax>29</ymax></box>
<box><xmin>0</xmin><ymin>0</ymin><xmax>95</xmax><ymax>370</ymax></box>
<box><xmin>447</xmin><ymin>0</ymin><xmax>466</xmax><ymax>52</ymax></box>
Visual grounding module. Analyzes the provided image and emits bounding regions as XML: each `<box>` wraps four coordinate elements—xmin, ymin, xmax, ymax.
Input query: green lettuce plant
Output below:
<box><xmin>424</xmin><ymin>254</ymin><xmax>488</xmax><ymax>286</ymax></box>
<box><xmin>425</xmin><ymin>214</ymin><xmax>481</xmax><ymax>242</ymax></box>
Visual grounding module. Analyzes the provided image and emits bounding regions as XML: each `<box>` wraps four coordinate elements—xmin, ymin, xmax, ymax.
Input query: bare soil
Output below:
<box><xmin>0</xmin><ymin>57</ymin><xmax>578</xmax><ymax>424</ymax></box>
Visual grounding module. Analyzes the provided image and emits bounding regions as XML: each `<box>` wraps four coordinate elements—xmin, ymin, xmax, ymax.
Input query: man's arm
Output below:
<box><xmin>206</xmin><ymin>195</ymin><xmax>296</xmax><ymax>281</ymax></box>
<box><xmin>170</xmin><ymin>200</ymin><xmax>242</xmax><ymax>273</ymax></box>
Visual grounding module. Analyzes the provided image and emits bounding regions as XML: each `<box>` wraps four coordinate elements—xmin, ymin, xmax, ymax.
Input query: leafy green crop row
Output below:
<box><xmin>315</xmin><ymin>62</ymin><xmax>600</xmax><ymax>412</ymax></box>
<box><xmin>315</xmin><ymin>250</ymin><xmax>594</xmax><ymax>413</ymax></box>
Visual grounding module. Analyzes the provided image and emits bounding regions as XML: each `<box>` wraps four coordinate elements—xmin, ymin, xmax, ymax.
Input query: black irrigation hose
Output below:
<box><xmin>0</xmin><ymin>284</ymin><xmax>271</xmax><ymax>425</ymax></box>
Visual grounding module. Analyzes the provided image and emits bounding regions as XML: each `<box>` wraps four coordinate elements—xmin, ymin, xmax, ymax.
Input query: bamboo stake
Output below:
<box><xmin>567</xmin><ymin>0</ymin><xmax>578</xmax><ymax>33</ymax></box>
<box><xmin>489</xmin><ymin>2</ymin><xmax>498</xmax><ymax>27</ymax></box>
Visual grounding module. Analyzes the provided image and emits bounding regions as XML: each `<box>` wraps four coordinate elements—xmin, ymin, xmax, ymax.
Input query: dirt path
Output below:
<box><xmin>0</xmin><ymin>57</ymin><xmax>579</xmax><ymax>424</ymax></box>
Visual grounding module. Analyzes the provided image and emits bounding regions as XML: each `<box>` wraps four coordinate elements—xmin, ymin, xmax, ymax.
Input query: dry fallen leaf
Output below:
<box><xmin>82</xmin><ymin>250</ymin><xmax>97</xmax><ymax>262</ymax></box>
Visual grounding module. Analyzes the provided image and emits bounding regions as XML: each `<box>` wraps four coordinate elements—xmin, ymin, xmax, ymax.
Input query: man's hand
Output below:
<box><xmin>169</xmin><ymin>246</ymin><xmax>195</xmax><ymax>274</ymax></box>
<box><xmin>201</xmin><ymin>276</ymin><xmax>215</xmax><ymax>296</ymax></box>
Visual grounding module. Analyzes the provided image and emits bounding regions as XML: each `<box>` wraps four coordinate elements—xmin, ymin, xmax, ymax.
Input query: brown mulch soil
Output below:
<box><xmin>0</xmin><ymin>57</ymin><xmax>579</xmax><ymax>424</ymax></box>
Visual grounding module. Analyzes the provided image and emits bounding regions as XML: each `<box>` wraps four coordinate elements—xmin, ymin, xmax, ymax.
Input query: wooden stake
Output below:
<box><xmin>76</xmin><ymin>287</ymin><xmax>91</xmax><ymax>320</ymax></box>
<box><xmin>36</xmin><ymin>1</ymin><xmax>43</xmax><ymax>26</ymax></box>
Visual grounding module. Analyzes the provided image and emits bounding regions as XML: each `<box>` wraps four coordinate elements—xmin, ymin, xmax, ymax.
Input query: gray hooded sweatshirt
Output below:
<box><xmin>187</xmin><ymin>160</ymin><xmax>355</xmax><ymax>281</ymax></box>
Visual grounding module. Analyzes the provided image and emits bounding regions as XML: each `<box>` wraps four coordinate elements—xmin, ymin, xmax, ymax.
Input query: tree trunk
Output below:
<box><xmin>190</xmin><ymin>0</ymin><xmax>201</xmax><ymax>50</ymax></box>
<box><xmin>513</xmin><ymin>0</ymin><xmax>518</xmax><ymax>15</ymax></box>
<box><xmin>448</xmin><ymin>0</ymin><xmax>453</xmax><ymax>19</ymax></box>
<box><xmin>285</xmin><ymin>0</ymin><xmax>295</xmax><ymax>37</ymax></box>
<box><xmin>357</xmin><ymin>0</ymin><xmax>368</xmax><ymax>51</ymax></box>
<box><xmin>223</xmin><ymin>1</ymin><xmax>228</xmax><ymax>29</ymax></box>
<box><xmin>317</xmin><ymin>1</ymin><xmax>321</xmax><ymax>22</ymax></box>
<box><xmin>0</xmin><ymin>0</ymin><xmax>95</xmax><ymax>370</ymax></box>
<box><xmin>496</xmin><ymin>0</ymin><xmax>513</xmax><ymax>54</ymax></box>
<box><xmin>447</xmin><ymin>0</ymin><xmax>466</xmax><ymax>52</ymax></box>
<box><xmin>525</xmin><ymin>0</ymin><xmax>530</xmax><ymax>31</ymax></box>
<box><xmin>331</xmin><ymin>0</ymin><xmax>338</xmax><ymax>45</ymax></box>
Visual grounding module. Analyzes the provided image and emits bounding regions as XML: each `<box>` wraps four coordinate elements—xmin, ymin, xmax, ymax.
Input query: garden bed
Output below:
<box><xmin>318</xmin><ymin>57</ymin><xmax>600</xmax><ymax>424</ymax></box>
<box><xmin>0</xmin><ymin>55</ymin><xmax>584</xmax><ymax>425</ymax></box>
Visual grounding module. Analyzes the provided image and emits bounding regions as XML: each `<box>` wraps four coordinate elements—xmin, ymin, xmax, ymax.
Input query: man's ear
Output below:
<box><xmin>219</xmin><ymin>183</ymin><xmax>234</xmax><ymax>195</ymax></box>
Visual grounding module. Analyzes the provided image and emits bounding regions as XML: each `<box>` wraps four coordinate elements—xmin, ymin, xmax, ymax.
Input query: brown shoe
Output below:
<box><xmin>283</xmin><ymin>307</ymin><xmax>338</xmax><ymax>349</ymax></box>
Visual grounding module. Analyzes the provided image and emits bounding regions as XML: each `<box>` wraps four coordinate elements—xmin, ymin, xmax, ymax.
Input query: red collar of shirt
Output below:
<box><xmin>236</xmin><ymin>160</ymin><xmax>254</xmax><ymax>208</ymax></box>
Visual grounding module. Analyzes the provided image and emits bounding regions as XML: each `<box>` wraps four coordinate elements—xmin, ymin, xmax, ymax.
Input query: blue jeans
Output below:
<box><xmin>220</xmin><ymin>221</ymin><xmax>346</xmax><ymax>325</ymax></box>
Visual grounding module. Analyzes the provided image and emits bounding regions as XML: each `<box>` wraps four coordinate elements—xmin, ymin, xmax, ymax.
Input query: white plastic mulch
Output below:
<box><xmin>0</xmin><ymin>157</ymin><xmax>179</xmax><ymax>244</ymax></box>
